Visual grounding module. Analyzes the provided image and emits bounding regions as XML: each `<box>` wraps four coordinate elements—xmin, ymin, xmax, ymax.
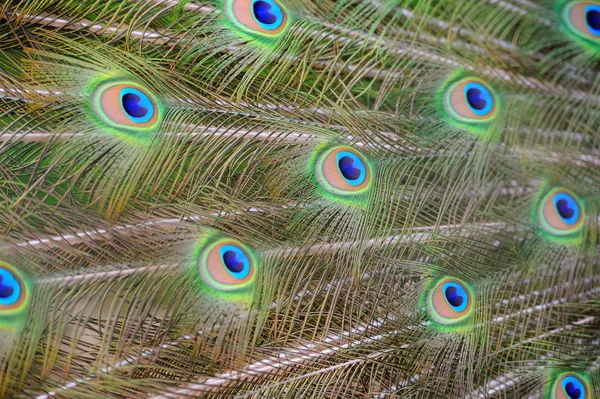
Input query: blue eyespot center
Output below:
<box><xmin>562</xmin><ymin>377</ymin><xmax>585</xmax><ymax>399</ymax></box>
<box><xmin>464</xmin><ymin>82</ymin><xmax>493</xmax><ymax>116</ymax></box>
<box><xmin>586</xmin><ymin>5</ymin><xmax>600</xmax><ymax>35</ymax></box>
<box><xmin>442</xmin><ymin>282</ymin><xmax>468</xmax><ymax>312</ymax></box>
<box><xmin>335</xmin><ymin>151</ymin><xmax>366</xmax><ymax>186</ymax></box>
<box><xmin>222</xmin><ymin>250</ymin><xmax>245</xmax><ymax>273</ymax></box>
<box><xmin>219</xmin><ymin>245</ymin><xmax>251</xmax><ymax>279</ymax></box>
<box><xmin>0</xmin><ymin>268</ymin><xmax>21</xmax><ymax>306</ymax></box>
<box><xmin>338</xmin><ymin>156</ymin><xmax>361</xmax><ymax>180</ymax></box>
<box><xmin>556</xmin><ymin>199</ymin><xmax>574</xmax><ymax>219</ymax></box>
<box><xmin>466</xmin><ymin>88</ymin><xmax>486</xmax><ymax>110</ymax></box>
<box><xmin>553</xmin><ymin>193</ymin><xmax>580</xmax><ymax>225</ymax></box>
<box><xmin>122</xmin><ymin>93</ymin><xmax>148</xmax><ymax>118</ymax></box>
<box><xmin>120</xmin><ymin>88</ymin><xmax>154</xmax><ymax>123</ymax></box>
<box><xmin>565</xmin><ymin>382</ymin><xmax>581</xmax><ymax>399</ymax></box>
<box><xmin>252</xmin><ymin>0</ymin><xmax>283</xmax><ymax>29</ymax></box>
<box><xmin>446</xmin><ymin>287</ymin><xmax>465</xmax><ymax>307</ymax></box>
<box><xmin>445</xmin><ymin>286</ymin><xmax>464</xmax><ymax>307</ymax></box>
<box><xmin>254</xmin><ymin>1</ymin><xmax>276</xmax><ymax>24</ymax></box>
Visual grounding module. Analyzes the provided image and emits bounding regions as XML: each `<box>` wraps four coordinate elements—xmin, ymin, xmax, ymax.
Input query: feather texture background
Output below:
<box><xmin>0</xmin><ymin>0</ymin><xmax>599</xmax><ymax>397</ymax></box>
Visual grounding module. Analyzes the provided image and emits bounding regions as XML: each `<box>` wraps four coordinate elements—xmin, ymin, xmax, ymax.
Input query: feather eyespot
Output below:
<box><xmin>0</xmin><ymin>263</ymin><xmax>29</xmax><ymax>321</ymax></box>
<box><xmin>427</xmin><ymin>277</ymin><xmax>473</xmax><ymax>325</ymax></box>
<box><xmin>538</xmin><ymin>187</ymin><xmax>584</xmax><ymax>237</ymax></box>
<box><xmin>91</xmin><ymin>80</ymin><xmax>161</xmax><ymax>135</ymax></box>
<box><xmin>443</xmin><ymin>77</ymin><xmax>498</xmax><ymax>124</ymax></box>
<box><xmin>198</xmin><ymin>238</ymin><xmax>256</xmax><ymax>292</ymax></box>
<box><xmin>314</xmin><ymin>146</ymin><xmax>372</xmax><ymax>196</ymax></box>
<box><xmin>550</xmin><ymin>373</ymin><xmax>590</xmax><ymax>399</ymax></box>
<box><xmin>225</xmin><ymin>0</ymin><xmax>289</xmax><ymax>37</ymax></box>
<box><xmin>562</xmin><ymin>1</ymin><xmax>600</xmax><ymax>44</ymax></box>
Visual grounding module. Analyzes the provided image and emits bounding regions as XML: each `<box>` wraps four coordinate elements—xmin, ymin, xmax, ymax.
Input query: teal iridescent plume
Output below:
<box><xmin>0</xmin><ymin>0</ymin><xmax>599</xmax><ymax>398</ymax></box>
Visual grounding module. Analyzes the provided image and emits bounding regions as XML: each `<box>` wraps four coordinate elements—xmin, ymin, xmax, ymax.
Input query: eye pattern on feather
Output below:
<box><xmin>225</xmin><ymin>0</ymin><xmax>289</xmax><ymax>37</ymax></box>
<box><xmin>537</xmin><ymin>187</ymin><xmax>584</xmax><ymax>237</ymax></box>
<box><xmin>90</xmin><ymin>80</ymin><xmax>161</xmax><ymax>135</ymax></box>
<box><xmin>197</xmin><ymin>238</ymin><xmax>256</xmax><ymax>292</ymax></box>
<box><xmin>562</xmin><ymin>1</ymin><xmax>600</xmax><ymax>44</ymax></box>
<box><xmin>426</xmin><ymin>277</ymin><xmax>473</xmax><ymax>326</ymax></box>
<box><xmin>314</xmin><ymin>146</ymin><xmax>372</xmax><ymax>196</ymax></box>
<box><xmin>550</xmin><ymin>373</ymin><xmax>590</xmax><ymax>399</ymax></box>
<box><xmin>443</xmin><ymin>77</ymin><xmax>498</xmax><ymax>125</ymax></box>
<box><xmin>0</xmin><ymin>263</ymin><xmax>29</xmax><ymax>324</ymax></box>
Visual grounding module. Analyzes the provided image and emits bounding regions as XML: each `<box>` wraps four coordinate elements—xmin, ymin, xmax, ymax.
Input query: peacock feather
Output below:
<box><xmin>0</xmin><ymin>0</ymin><xmax>599</xmax><ymax>397</ymax></box>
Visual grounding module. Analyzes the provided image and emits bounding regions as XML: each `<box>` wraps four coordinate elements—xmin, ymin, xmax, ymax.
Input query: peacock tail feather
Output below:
<box><xmin>0</xmin><ymin>0</ymin><xmax>599</xmax><ymax>397</ymax></box>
